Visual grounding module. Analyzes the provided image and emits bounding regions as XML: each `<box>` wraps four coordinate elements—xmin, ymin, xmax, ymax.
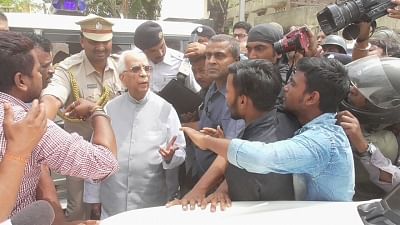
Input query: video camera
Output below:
<box><xmin>273</xmin><ymin>27</ymin><xmax>310</xmax><ymax>54</ymax></box>
<box><xmin>317</xmin><ymin>0</ymin><xmax>397</xmax><ymax>40</ymax></box>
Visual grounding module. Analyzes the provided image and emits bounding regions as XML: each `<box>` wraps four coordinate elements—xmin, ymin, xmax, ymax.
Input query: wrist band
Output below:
<box><xmin>90</xmin><ymin>110</ymin><xmax>110</xmax><ymax>121</ymax></box>
<box><xmin>4</xmin><ymin>153</ymin><xmax>29</xmax><ymax>164</ymax></box>
<box><xmin>357</xmin><ymin>143</ymin><xmax>376</xmax><ymax>157</ymax></box>
<box><xmin>354</xmin><ymin>42</ymin><xmax>371</xmax><ymax>51</ymax></box>
<box><xmin>90</xmin><ymin>106</ymin><xmax>104</xmax><ymax>114</ymax></box>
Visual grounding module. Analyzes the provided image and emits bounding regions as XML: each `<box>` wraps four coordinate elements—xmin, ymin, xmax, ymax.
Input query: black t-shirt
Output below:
<box><xmin>225</xmin><ymin>108</ymin><xmax>301</xmax><ymax>201</ymax></box>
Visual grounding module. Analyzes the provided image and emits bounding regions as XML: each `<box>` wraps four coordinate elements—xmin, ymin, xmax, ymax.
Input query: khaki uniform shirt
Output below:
<box><xmin>42</xmin><ymin>50</ymin><xmax>124</xmax><ymax>140</ymax></box>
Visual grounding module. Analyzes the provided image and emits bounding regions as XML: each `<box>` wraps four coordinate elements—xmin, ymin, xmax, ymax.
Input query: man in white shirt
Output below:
<box><xmin>133</xmin><ymin>21</ymin><xmax>200</xmax><ymax>93</ymax></box>
<box><xmin>84</xmin><ymin>50</ymin><xmax>186</xmax><ymax>219</ymax></box>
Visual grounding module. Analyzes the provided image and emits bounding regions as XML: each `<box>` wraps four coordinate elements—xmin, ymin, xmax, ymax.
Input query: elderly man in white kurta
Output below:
<box><xmin>84</xmin><ymin>50</ymin><xmax>186</xmax><ymax>219</ymax></box>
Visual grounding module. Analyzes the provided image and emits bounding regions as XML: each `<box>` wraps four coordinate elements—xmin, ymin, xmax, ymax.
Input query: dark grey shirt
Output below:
<box><xmin>195</xmin><ymin>82</ymin><xmax>245</xmax><ymax>178</ymax></box>
<box><xmin>225</xmin><ymin>108</ymin><xmax>300</xmax><ymax>201</ymax></box>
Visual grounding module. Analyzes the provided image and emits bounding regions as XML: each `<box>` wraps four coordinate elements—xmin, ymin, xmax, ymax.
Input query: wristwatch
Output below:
<box><xmin>357</xmin><ymin>143</ymin><xmax>376</xmax><ymax>157</ymax></box>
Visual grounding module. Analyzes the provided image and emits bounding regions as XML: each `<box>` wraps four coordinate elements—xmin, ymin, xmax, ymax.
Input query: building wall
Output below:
<box><xmin>253</xmin><ymin>6</ymin><xmax>325</xmax><ymax>32</ymax></box>
<box><xmin>227</xmin><ymin>0</ymin><xmax>334</xmax><ymax>33</ymax></box>
<box><xmin>227</xmin><ymin>0</ymin><xmax>400</xmax><ymax>34</ymax></box>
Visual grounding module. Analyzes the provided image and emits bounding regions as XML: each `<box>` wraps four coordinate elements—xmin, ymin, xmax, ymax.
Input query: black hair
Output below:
<box><xmin>228</xmin><ymin>59</ymin><xmax>282</xmax><ymax>111</ymax></box>
<box><xmin>189</xmin><ymin>55</ymin><xmax>206</xmax><ymax>65</ymax></box>
<box><xmin>297</xmin><ymin>57</ymin><xmax>350</xmax><ymax>113</ymax></box>
<box><xmin>23</xmin><ymin>32</ymin><xmax>52</xmax><ymax>52</ymax></box>
<box><xmin>0</xmin><ymin>32</ymin><xmax>34</xmax><ymax>93</ymax></box>
<box><xmin>233</xmin><ymin>21</ymin><xmax>252</xmax><ymax>33</ymax></box>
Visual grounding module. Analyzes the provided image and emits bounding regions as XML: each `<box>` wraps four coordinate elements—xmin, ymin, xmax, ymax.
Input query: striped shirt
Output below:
<box><xmin>0</xmin><ymin>92</ymin><xmax>119</xmax><ymax>216</ymax></box>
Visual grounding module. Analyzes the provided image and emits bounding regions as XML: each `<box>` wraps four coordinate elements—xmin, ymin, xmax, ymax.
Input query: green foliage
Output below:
<box><xmin>208</xmin><ymin>0</ymin><xmax>230</xmax><ymax>33</ymax></box>
<box><xmin>0</xmin><ymin>0</ymin><xmax>13</xmax><ymax>7</ymax></box>
<box><xmin>129</xmin><ymin>0</ymin><xmax>161</xmax><ymax>20</ymax></box>
<box><xmin>86</xmin><ymin>0</ymin><xmax>119</xmax><ymax>17</ymax></box>
<box><xmin>0</xmin><ymin>0</ymin><xmax>42</xmax><ymax>12</ymax></box>
<box><xmin>86</xmin><ymin>0</ymin><xmax>161</xmax><ymax>19</ymax></box>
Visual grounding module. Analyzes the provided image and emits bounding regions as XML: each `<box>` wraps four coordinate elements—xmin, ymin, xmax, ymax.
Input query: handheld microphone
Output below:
<box><xmin>10</xmin><ymin>200</ymin><xmax>55</xmax><ymax>225</ymax></box>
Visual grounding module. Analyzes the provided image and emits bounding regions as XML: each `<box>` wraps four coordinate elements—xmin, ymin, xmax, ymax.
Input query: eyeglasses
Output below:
<box><xmin>126</xmin><ymin>65</ymin><xmax>153</xmax><ymax>74</ymax></box>
<box><xmin>233</xmin><ymin>33</ymin><xmax>248</xmax><ymax>39</ymax></box>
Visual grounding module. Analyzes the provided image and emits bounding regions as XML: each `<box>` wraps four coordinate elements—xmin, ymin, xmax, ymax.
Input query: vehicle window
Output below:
<box><xmin>165</xmin><ymin>37</ymin><xmax>181</xmax><ymax>52</ymax></box>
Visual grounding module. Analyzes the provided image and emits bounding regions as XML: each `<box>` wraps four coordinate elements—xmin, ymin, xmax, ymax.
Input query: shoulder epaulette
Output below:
<box><xmin>57</xmin><ymin>53</ymin><xmax>83</xmax><ymax>71</ymax></box>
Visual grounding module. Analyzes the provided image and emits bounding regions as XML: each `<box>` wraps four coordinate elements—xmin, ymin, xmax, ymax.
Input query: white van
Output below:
<box><xmin>6</xmin><ymin>12</ymin><xmax>201</xmax><ymax>60</ymax></box>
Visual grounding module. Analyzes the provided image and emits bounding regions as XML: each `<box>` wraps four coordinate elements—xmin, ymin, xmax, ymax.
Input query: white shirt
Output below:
<box><xmin>0</xmin><ymin>220</ymin><xmax>11</xmax><ymax>225</ymax></box>
<box><xmin>135</xmin><ymin>47</ymin><xmax>201</xmax><ymax>93</ymax></box>
<box><xmin>83</xmin><ymin>91</ymin><xmax>185</xmax><ymax>218</ymax></box>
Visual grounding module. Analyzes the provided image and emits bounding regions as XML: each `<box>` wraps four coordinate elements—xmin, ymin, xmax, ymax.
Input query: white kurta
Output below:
<box><xmin>84</xmin><ymin>91</ymin><xmax>186</xmax><ymax>219</ymax></box>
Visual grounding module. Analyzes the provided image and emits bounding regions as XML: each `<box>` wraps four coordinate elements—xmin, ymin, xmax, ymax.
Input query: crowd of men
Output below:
<box><xmin>1</xmin><ymin>2</ymin><xmax>400</xmax><ymax>224</ymax></box>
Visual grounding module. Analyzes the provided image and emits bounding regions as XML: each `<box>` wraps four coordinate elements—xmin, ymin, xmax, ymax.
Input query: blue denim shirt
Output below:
<box><xmin>228</xmin><ymin>113</ymin><xmax>355</xmax><ymax>201</ymax></box>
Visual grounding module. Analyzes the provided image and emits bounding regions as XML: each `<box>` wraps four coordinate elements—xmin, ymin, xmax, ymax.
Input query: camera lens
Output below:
<box><xmin>273</xmin><ymin>40</ymin><xmax>285</xmax><ymax>54</ymax></box>
<box><xmin>273</xmin><ymin>32</ymin><xmax>305</xmax><ymax>54</ymax></box>
<box><xmin>317</xmin><ymin>1</ymin><xmax>362</xmax><ymax>35</ymax></box>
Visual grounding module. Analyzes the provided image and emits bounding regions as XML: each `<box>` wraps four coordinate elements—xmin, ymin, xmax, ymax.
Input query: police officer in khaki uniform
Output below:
<box><xmin>41</xmin><ymin>14</ymin><xmax>123</xmax><ymax>221</ymax></box>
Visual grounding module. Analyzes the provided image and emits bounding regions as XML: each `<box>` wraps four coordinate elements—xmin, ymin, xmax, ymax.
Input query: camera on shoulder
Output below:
<box><xmin>317</xmin><ymin>0</ymin><xmax>397</xmax><ymax>40</ymax></box>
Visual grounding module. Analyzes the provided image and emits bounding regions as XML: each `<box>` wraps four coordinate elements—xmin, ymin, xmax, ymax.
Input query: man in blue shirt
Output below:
<box><xmin>194</xmin><ymin>34</ymin><xmax>245</xmax><ymax>180</ymax></box>
<box><xmin>168</xmin><ymin>60</ymin><xmax>300</xmax><ymax>211</ymax></box>
<box><xmin>182</xmin><ymin>57</ymin><xmax>355</xmax><ymax>201</ymax></box>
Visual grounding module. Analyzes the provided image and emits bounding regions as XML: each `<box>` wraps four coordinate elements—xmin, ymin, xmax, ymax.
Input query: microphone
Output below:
<box><xmin>10</xmin><ymin>200</ymin><xmax>55</xmax><ymax>225</ymax></box>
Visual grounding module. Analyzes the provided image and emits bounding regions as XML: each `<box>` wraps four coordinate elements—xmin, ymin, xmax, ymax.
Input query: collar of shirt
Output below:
<box><xmin>0</xmin><ymin>92</ymin><xmax>29</xmax><ymax>111</ymax></box>
<box><xmin>147</xmin><ymin>47</ymin><xmax>175</xmax><ymax>67</ymax></box>
<box><xmin>127</xmin><ymin>90</ymin><xmax>150</xmax><ymax>105</ymax></box>
<box><xmin>208</xmin><ymin>81</ymin><xmax>227</xmax><ymax>98</ymax></box>
<box><xmin>295</xmin><ymin>112</ymin><xmax>336</xmax><ymax>135</ymax></box>
<box><xmin>239</xmin><ymin>110</ymin><xmax>275</xmax><ymax>139</ymax></box>
<box><xmin>244</xmin><ymin>109</ymin><xmax>276</xmax><ymax>131</ymax></box>
<box><xmin>83</xmin><ymin>51</ymin><xmax>114</xmax><ymax>77</ymax></box>
<box><xmin>160</xmin><ymin>47</ymin><xmax>174</xmax><ymax>66</ymax></box>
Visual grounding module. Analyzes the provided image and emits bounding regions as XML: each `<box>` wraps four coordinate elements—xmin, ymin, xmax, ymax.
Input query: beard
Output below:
<box><xmin>230</xmin><ymin>111</ymin><xmax>241</xmax><ymax>120</ymax></box>
<box><xmin>229</xmin><ymin>98</ymin><xmax>242</xmax><ymax>120</ymax></box>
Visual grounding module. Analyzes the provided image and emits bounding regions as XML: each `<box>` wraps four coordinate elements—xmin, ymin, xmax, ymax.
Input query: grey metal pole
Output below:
<box><xmin>239</xmin><ymin>0</ymin><xmax>245</xmax><ymax>21</ymax></box>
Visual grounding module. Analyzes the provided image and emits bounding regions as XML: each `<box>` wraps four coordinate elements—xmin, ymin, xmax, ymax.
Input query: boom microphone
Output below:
<box><xmin>10</xmin><ymin>200</ymin><xmax>55</xmax><ymax>225</ymax></box>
